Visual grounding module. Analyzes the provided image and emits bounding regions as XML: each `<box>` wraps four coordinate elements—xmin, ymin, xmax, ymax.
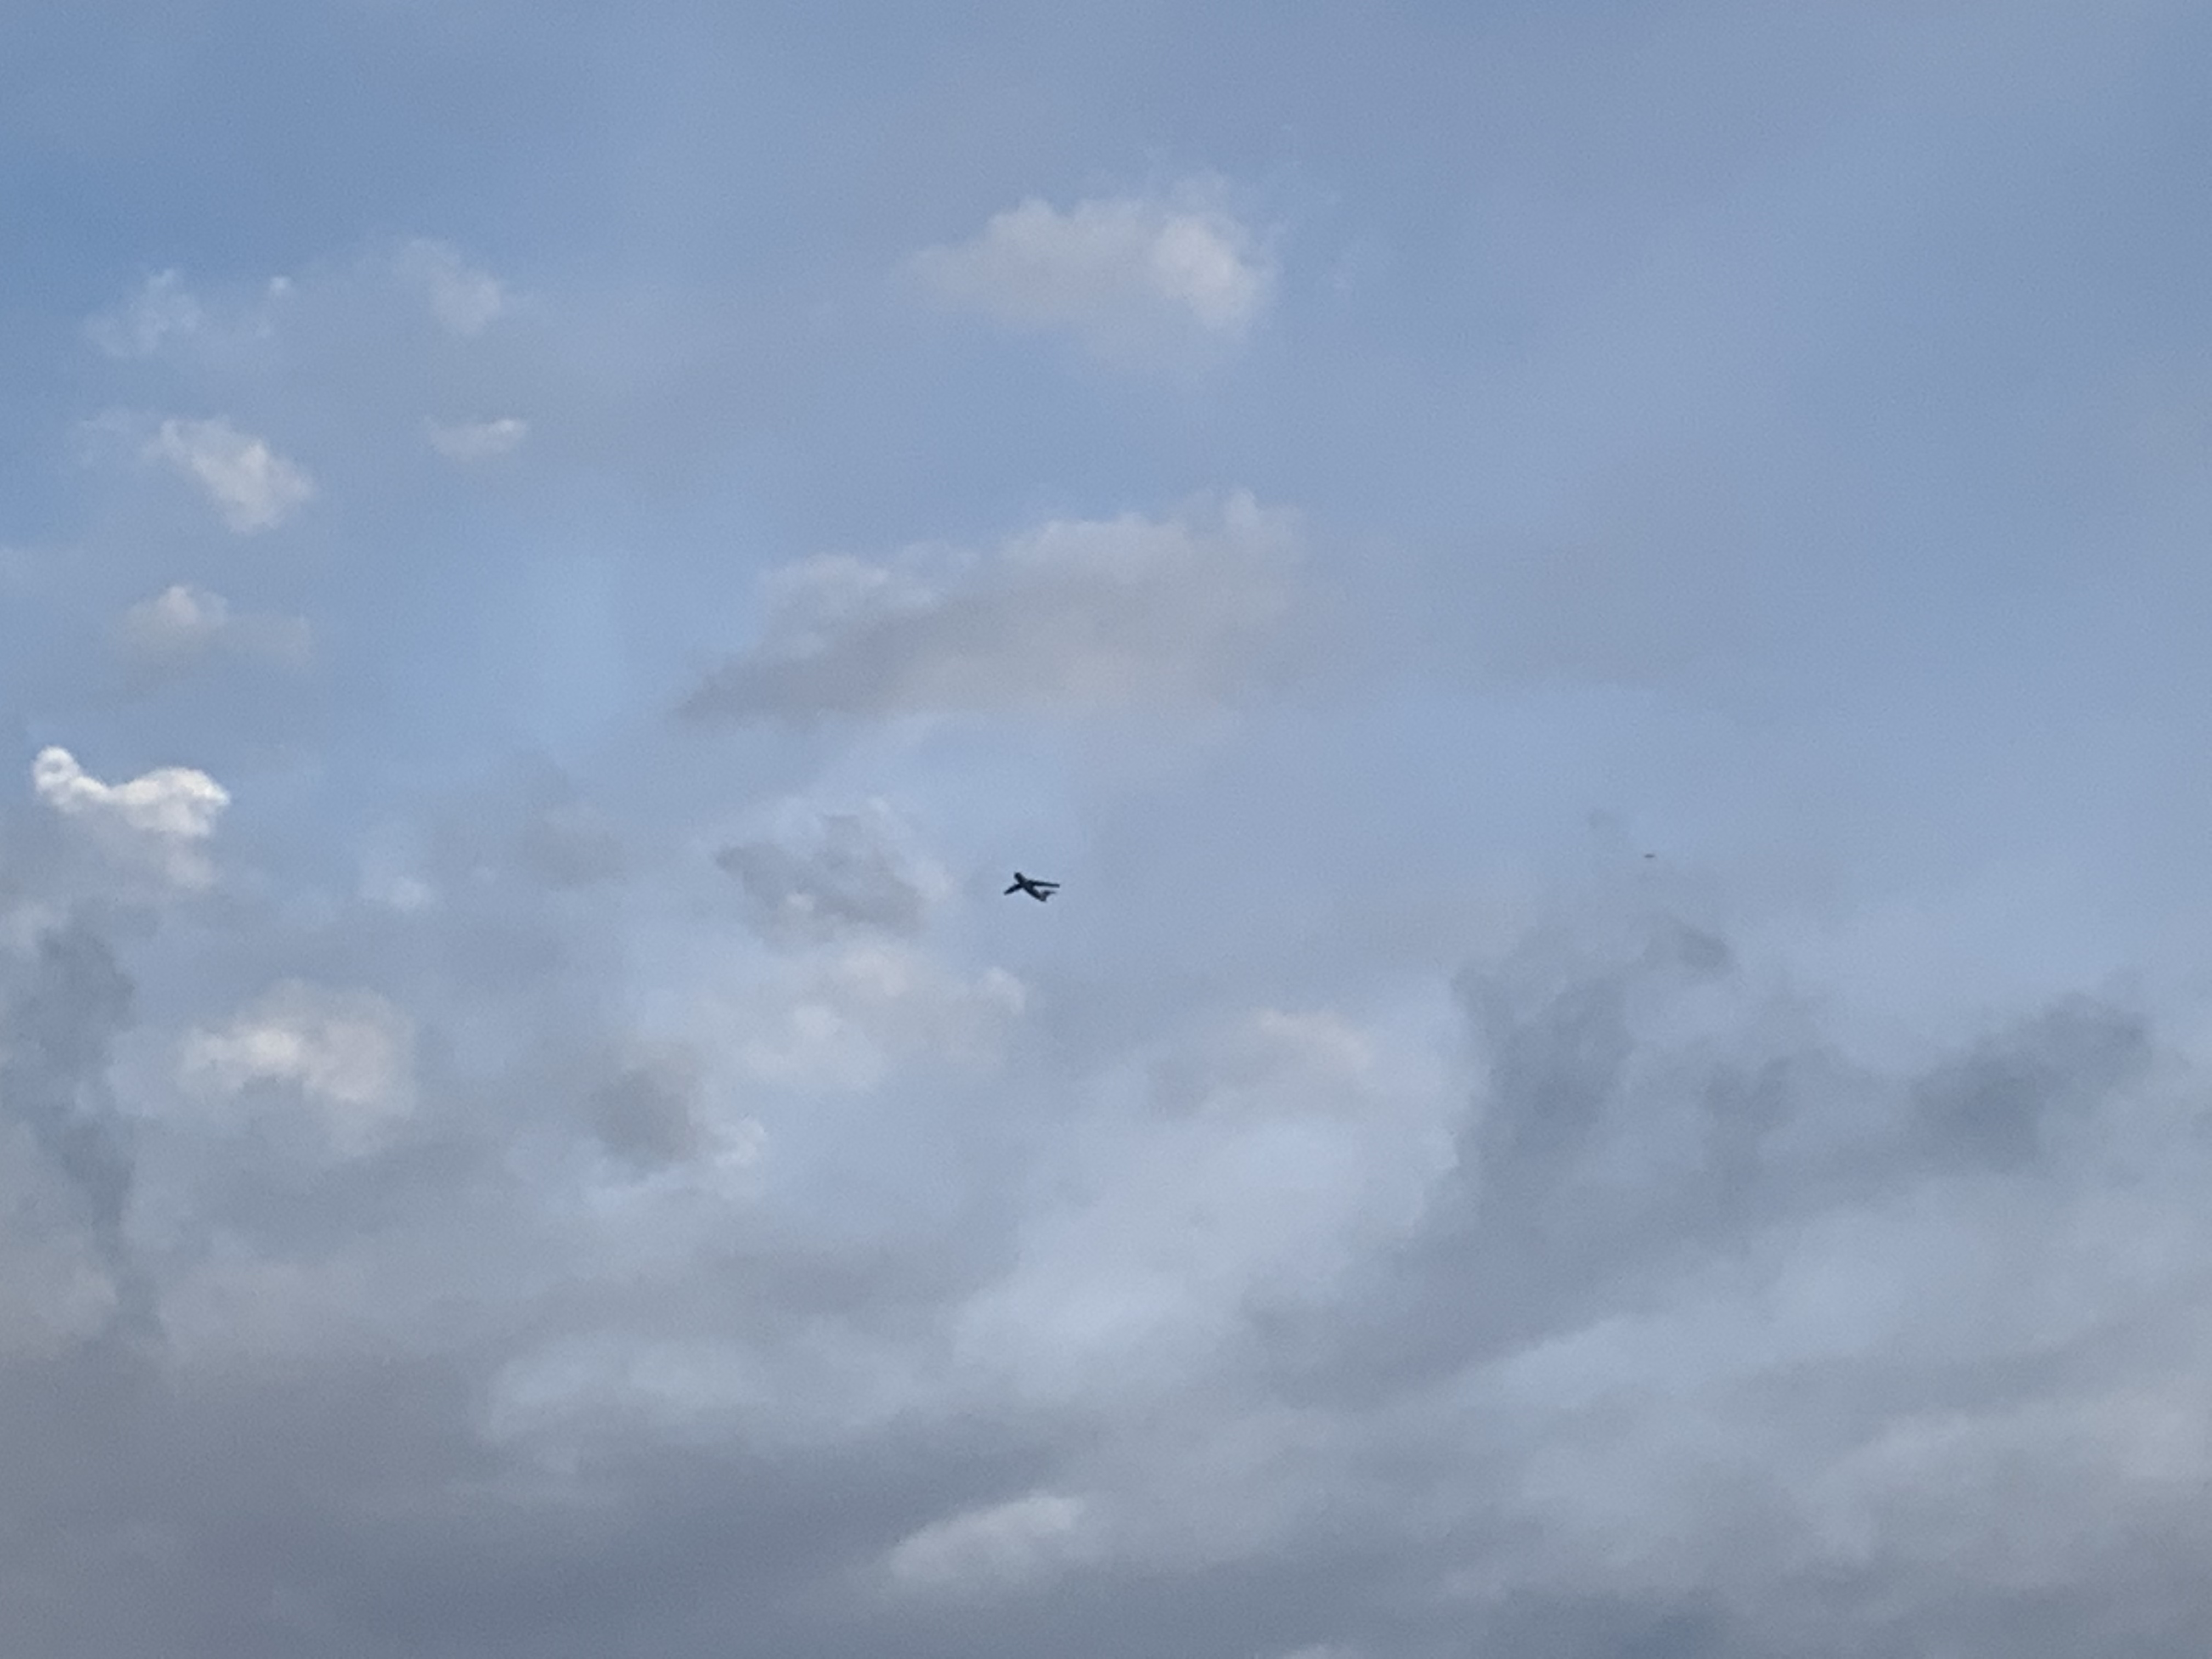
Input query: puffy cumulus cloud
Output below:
<box><xmin>143</xmin><ymin>416</ymin><xmax>315</xmax><ymax>533</ymax></box>
<box><xmin>31</xmin><ymin>746</ymin><xmax>229</xmax><ymax>889</ymax></box>
<box><xmin>682</xmin><ymin>491</ymin><xmax>1300</xmax><ymax>723</ymax></box>
<box><xmin>393</xmin><ymin>237</ymin><xmax>509</xmax><ymax>335</ymax></box>
<box><xmin>910</xmin><ymin>180</ymin><xmax>1273</xmax><ymax>365</ymax></box>
<box><xmin>715</xmin><ymin>800</ymin><xmax>945</xmax><ymax>946</ymax></box>
<box><xmin>426</xmin><ymin>415</ymin><xmax>529</xmax><ymax>461</ymax></box>
<box><xmin>114</xmin><ymin>583</ymin><xmax>311</xmax><ymax>672</ymax></box>
<box><xmin>177</xmin><ymin>980</ymin><xmax>416</xmax><ymax>1157</ymax></box>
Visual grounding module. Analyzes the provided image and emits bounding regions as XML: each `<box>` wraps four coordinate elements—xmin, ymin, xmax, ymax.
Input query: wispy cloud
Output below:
<box><xmin>83</xmin><ymin>268</ymin><xmax>290</xmax><ymax>361</ymax></box>
<box><xmin>682</xmin><ymin>492</ymin><xmax>1300</xmax><ymax>722</ymax></box>
<box><xmin>425</xmin><ymin>415</ymin><xmax>529</xmax><ymax>460</ymax></box>
<box><xmin>394</xmin><ymin>238</ymin><xmax>509</xmax><ymax>336</ymax></box>
<box><xmin>85</xmin><ymin>269</ymin><xmax>207</xmax><ymax>359</ymax></box>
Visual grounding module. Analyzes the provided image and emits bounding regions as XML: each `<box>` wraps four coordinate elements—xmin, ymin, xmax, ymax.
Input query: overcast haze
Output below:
<box><xmin>3</xmin><ymin>2</ymin><xmax>2210</xmax><ymax>1654</ymax></box>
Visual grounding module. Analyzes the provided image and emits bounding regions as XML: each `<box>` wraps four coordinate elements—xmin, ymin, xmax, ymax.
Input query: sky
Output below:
<box><xmin>1</xmin><ymin>1</ymin><xmax>2209</xmax><ymax>1654</ymax></box>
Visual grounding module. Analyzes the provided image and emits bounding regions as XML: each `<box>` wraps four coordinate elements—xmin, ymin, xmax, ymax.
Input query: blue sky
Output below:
<box><xmin>3</xmin><ymin>2</ymin><xmax>2210</xmax><ymax>1655</ymax></box>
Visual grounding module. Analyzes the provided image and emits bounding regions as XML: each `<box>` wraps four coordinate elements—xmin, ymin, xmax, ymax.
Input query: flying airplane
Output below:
<box><xmin>1003</xmin><ymin>872</ymin><xmax>1059</xmax><ymax>901</ymax></box>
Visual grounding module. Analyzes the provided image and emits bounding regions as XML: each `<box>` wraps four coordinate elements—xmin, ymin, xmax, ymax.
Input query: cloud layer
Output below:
<box><xmin>3</xmin><ymin>1</ymin><xmax>2207</xmax><ymax>1654</ymax></box>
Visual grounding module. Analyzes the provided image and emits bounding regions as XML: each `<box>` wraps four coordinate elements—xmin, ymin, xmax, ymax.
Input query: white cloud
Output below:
<box><xmin>32</xmin><ymin>745</ymin><xmax>230</xmax><ymax>888</ymax></box>
<box><xmin>425</xmin><ymin>415</ymin><xmax>529</xmax><ymax>460</ymax></box>
<box><xmin>115</xmin><ymin>584</ymin><xmax>311</xmax><ymax>670</ymax></box>
<box><xmin>910</xmin><ymin>182</ymin><xmax>1273</xmax><ymax>364</ymax></box>
<box><xmin>143</xmin><ymin>417</ymin><xmax>314</xmax><ymax>533</ymax></box>
<box><xmin>682</xmin><ymin>491</ymin><xmax>1301</xmax><ymax>722</ymax></box>
<box><xmin>394</xmin><ymin>238</ymin><xmax>508</xmax><ymax>335</ymax></box>
<box><xmin>884</xmin><ymin>1491</ymin><xmax>1099</xmax><ymax>1595</ymax></box>
<box><xmin>178</xmin><ymin>981</ymin><xmax>416</xmax><ymax>1156</ymax></box>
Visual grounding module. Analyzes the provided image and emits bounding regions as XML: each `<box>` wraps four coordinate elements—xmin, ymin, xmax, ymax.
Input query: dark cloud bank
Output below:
<box><xmin>1</xmin><ymin>856</ymin><xmax>2205</xmax><ymax>1659</ymax></box>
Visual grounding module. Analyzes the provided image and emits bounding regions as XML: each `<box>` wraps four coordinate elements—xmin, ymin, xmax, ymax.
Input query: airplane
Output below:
<box><xmin>1003</xmin><ymin>872</ymin><xmax>1059</xmax><ymax>901</ymax></box>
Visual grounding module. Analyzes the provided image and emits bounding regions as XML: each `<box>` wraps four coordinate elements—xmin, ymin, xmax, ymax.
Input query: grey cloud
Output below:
<box><xmin>0</xmin><ymin>876</ymin><xmax>2207</xmax><ymax>1658</ymax></box>
<box><xmin>680</xmin><ymin>493</ymin><xmax>1300</xmax><ymax>724</ymax></box>
<box><xmin>715</xmin><ymin>804</ymin><xmax>933</xmax><ymax>945</ymax></box>
<box><xmin>1309</xmin><ymin>916</ymin><xmax>2163</xmax><ymax>1400</ymax></box>
<box><xmin>0</xmin><ymin>910</ymin><xmax>148</xmax><ymax>1346</ymax></box>
<box><xmin>589</xmin><ymin>1055</ymin><xmax>704</xmax><ymax>1169</ymax></box>
<box><xmin>1908</xmin><ymin>995</ymin><xmax>2149</xmax><ymax>1173</ymax></box>
<box><xmin>512</xmin><ymin>799</ymin><xmax>625</xmax><ymax>890</ymax></box>
<box><xmin>2</xmin><ymin>915</ymin><xmax>136</xmax><ymax>1244</ymax></box>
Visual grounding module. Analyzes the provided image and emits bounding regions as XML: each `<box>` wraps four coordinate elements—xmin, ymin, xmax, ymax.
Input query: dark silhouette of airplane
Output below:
<box><xmin>1003</xmin><ymin>872</ymin><xmax>1059</xmax><ymax>901</ymax></box>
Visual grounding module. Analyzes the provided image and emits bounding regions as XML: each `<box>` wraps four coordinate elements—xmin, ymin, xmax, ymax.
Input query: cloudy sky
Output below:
<box><xmin>2</xmin><ymin>2</ymin><xmax>2209</xmax><ymax>1654</ymax></box>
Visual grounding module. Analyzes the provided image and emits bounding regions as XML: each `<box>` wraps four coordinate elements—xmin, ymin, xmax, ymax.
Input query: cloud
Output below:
<box><xmin>884</xmin><ymin>1491</ymin><xmax>1099</xmax><ymax>1595</ymax></box>
<box><xmin>955</xmin><ymin>1002</ymin><xmax>1455</xmax><ymax>1403</ymax></box>
<box><xmin>1</xmin><ymin>865</ymin><xmax>2207</xmax><ymax>1656</ymax></box>
<box><xmin>177</xmin><ymin>980</ymin><xmax>416</xmax><ymax>1158</ymax></box>
<box><xmin>32</xmin><ymin>746</ymin><xmax>230</xmax><ymax>889</ymax></box>
<box><xmin>513</xmin><ymin>798</ymin><xmax>624</xmax><ymax>888</ymax></box>
<box><xmin>910</xmin><ymin>182</ymin><xmax>1273</xmax><ymax>364</ymax></box>
<box><xmin>0</xmin><ymin>914</ymin><xmax>139</xmax><ymax>1305</ymax></box>
<box><xmin>716</xmin><ymin>802</ymin><xmax>943</xmax><ymax>945</ymax></box>
<box><xmin>726</xmin><ymin>943</ymin><xmax>1025</xmax><ymax>1094</ymax></box>
<box><xmin>115</xmin><ymin>583</ymin><xmax>311</xmax><ymax>672</ymax></box>
<box><xmin>143</xmin><ymin>417</ymin><xmax>315</xmax><ymax>533</ymax></box>
<box><xmin>394</xmin><ymin>238</ymin><xmax>509</xmax><ymax>335</ymax></box>
<box><xmin>8</xmin><ymin>7</ymin><xmax>2209</xmax><ymax>1651</ymax></box>
<box><xmin>426</xmin><ymin>415</ymin><xmax>529</xmax><ymax>460</ymax></box>
<box><xmin>681</xmin><ymin>492</ymin><xmax>1300</xmax><ymax>723</ymax></box>
<box><xmin>83</xmin><ymin>269</ymin><xmax>290</xmax><ymax>362</ymax></box>
<box><xmin>588</xmin><ymin>1056</ymin><xmax>710</xmax><ymax>1170</ymax></box>
<box><xmin>84</xmin><ymin>269</ymin><xmax>206</xmax><ymax>359</ymax></box>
